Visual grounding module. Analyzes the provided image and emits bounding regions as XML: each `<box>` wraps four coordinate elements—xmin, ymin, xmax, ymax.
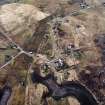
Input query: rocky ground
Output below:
<box><xmin>0</xmin><ymin>0</ymin><xmax>105</xmax><ymax>105</ymax></box>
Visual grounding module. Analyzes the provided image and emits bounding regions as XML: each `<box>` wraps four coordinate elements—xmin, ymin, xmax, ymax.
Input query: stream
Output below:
<box><xmin>31</xmin><ymin>71</ymin><xmax>98</xmax><ymax>105</ymax></box>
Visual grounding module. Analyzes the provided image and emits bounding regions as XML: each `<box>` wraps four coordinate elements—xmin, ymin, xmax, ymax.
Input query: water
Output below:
<box><xmin>0</xmin><ymin>0</ymin><xmax>20</xmax><ymax>5</ymax></box>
